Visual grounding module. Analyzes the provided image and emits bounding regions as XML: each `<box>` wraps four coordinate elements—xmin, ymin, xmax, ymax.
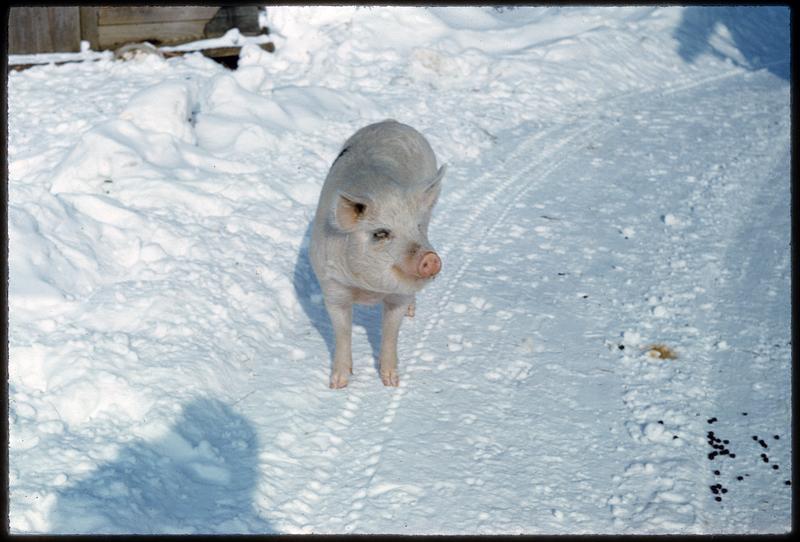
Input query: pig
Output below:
<box><xmin>310</xmin><ymin>119</ymin><xmax>446</xmax><ymax>388</ymax></box>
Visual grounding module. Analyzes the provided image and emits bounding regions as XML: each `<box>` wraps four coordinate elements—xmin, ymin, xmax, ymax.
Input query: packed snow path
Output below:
<box><xmin>257</xmin><ymin>66</ymin><xmax>791</xmax><ymax>534</ymax></box>
<box><xmin>8</xmin><ymin>7</ymin><xmax>790</xmax><ymax>535</ymax></box>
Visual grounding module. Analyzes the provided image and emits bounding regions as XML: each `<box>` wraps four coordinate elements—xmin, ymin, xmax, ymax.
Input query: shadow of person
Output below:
<box><xmin>49</xmin><ymin>398</ymin><xmax>272</xmax><ymax>534</ymax></box>
<box><xmin>673</xmin><ymin>6</ymin><xmax>790</xmax><ymax>81</ymax></box>
<box><xmin>292</xmin><ymin>219</ymin><xmax>383</xmax><ymax>373</ymax></box>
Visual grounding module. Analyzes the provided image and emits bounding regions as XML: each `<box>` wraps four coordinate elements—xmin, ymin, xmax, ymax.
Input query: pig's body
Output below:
<box><xmin>310</xmin><ymin>120</ymin><xmax>446</xmax><ymax>388</ymax></box>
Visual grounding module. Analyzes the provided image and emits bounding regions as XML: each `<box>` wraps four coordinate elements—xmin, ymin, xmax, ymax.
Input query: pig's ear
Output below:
<box><xmin>333</xmin><ymin>191</ymin><xmax>371</xmax><ymax>232</ymax></box>
<box><xmin>419</xmin><ymin>164</ymin><xmax>447</xmax><ymax>209</ymax></box>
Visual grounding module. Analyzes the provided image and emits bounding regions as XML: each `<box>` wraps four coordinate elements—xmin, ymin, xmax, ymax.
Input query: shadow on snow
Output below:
<box><xmin>50</xmin><ymin>398</ymin><xmax>272</xmax><ymax>534</ymax></box>
<box><xmin>292</xmin><ymin>219</ymin><xmax>384</xmax><ymax>373</ymax></box>
<box><xmin>673</xmin><ymin>6</ymin><xmax>790</xmax><ymax>81</ymax></box>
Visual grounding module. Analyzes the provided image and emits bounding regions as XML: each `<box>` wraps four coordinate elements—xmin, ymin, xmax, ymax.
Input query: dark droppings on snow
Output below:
<box><xmin>710</xmin><ymin>483</ymin><xmax>728</xmax><ymax>502</ymax></box>
<box><xmin>704</xmin><ymin>418</ymin><xmax>788</xmax><ymax>499</ymax></box>
<box><xmin>706</xmin><ymin>427</ymin><xmax>736</xmax><ymax>462</ymax></box>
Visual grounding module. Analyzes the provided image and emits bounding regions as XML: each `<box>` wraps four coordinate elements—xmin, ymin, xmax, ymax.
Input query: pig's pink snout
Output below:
<box><xmin>418</xmin><ymin>251</ymin><xmax>441</xmax><ymax>278</ymax></box>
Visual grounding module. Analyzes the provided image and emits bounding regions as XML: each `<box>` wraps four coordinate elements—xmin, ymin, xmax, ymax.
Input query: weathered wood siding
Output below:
<box><xmin>8</xmin><ymin>6</ymin><xmax>264</xmax><ymax>54</ymax></box>
<box><xmin>96</xmin><ymin>6</ymin><xmax>221</xmax><ymax>26</ymax></box>
<box><xmin>94</xmin><ymin>7</ymin><xmax>221</xmax><ymax>49</ymax></box>
<box><xmin>8</xmin><ymin>7</ymin><xmax>82</xmax><ymax>54</ymax></box>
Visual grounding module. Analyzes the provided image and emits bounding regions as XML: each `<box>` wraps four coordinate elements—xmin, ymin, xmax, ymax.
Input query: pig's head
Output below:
<box><xmin>331</xmin><ymin>165</ymin><xmax>446</xmax><ymax>296</ymax></box>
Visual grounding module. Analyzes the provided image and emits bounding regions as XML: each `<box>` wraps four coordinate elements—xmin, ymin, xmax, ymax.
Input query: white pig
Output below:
<box><xmin>310</xmin><ymin>120</ymin><xmax>446</xmax><ymax>388</ymax></box>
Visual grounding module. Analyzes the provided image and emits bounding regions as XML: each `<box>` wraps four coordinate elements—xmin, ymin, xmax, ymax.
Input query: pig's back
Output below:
<box><xmin>334</xmin><ymin>120</ymin><xmax>438</xmax><ymax>187</ymax></box>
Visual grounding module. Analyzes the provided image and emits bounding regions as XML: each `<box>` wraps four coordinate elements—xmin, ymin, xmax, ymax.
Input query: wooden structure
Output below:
<box><xmin>8</xmin><ymin>7</ymin><xmax>82</xmax><ymax>54</ymax></box>
<box><xmin>8</xmin><ymin>6</ymin><xmax>265</xmax><ymax>55</ymax></box>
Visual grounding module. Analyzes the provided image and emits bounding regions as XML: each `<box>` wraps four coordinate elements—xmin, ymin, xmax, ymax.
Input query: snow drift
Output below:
<box><xmin>7</xmin><ymin>6</ymin><xmax>790</xmax><ymax>535</ymax></box>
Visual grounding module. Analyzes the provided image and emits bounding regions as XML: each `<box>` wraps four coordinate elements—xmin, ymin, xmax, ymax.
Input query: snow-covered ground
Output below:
<box><xmin>7</xmin><ymin>6</ymin><xmax>792</xmax><ymax>534</ymax></box>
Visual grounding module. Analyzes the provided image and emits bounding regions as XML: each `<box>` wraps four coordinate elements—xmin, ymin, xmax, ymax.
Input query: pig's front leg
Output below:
<box><xmin>380</xmin><ymin>296</ymin><xmax>413</xmax><ymax>386</ymax></box>
<box><xmin>325</xmin><ymin>299</ymin><xmax>353</xmax><ymax>389</ymax></box>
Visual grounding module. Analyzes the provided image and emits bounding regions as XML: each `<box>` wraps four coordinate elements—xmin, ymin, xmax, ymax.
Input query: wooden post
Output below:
<box><xmin>79</xmin><ymin>7</ymin><xmax>99</xmax><ymax>50</ymax></box>
<box><xmin>204</xmin><ymin>6</ymin><xmax>262</xmax><ymax>37</ymax></box>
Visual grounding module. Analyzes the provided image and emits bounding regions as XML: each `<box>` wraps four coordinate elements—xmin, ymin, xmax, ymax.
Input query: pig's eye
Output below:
<box><xmin>372</xmin><ymin>229</ymin><xmax>391</xmax><ymax>240</ymax></box>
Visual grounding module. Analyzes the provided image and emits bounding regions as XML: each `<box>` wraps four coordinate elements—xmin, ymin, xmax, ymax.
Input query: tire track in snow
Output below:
<box><xmin>335</xmin><ymin>67</ymin><xmax>789</xmax><ymax>534</ymax></box>
<box><xmin>322</xmin><ymin>63</ymin><xmax>745</xmax><ymax>528</ymax></box>
<box><xmin>282</xmin><ymin>70</ymin><xmax>760</xmax><ymax>532</ymax></box>
<box><xmin>275</xmin><ymin>66</ymin><xmax>784</xmax><ymax>534</ymax></box>
<box><xmin>271</xmin><ymin>389</ymin><xmax>364</xmax><ymax>532</ymax></box>
<box><xmin>275</xmin><ymin>121</ymin><xmax>572</xmax><ymax>533</ymax></box>
<box><xmin>254</xmin><ymin>112</ymin><xmax>596</xmax><ymax>532</ymax></box>
<box><xmin>339</xmin><ymin>116</ymin><xmax>613</xmax><ymax>532</ymax></box>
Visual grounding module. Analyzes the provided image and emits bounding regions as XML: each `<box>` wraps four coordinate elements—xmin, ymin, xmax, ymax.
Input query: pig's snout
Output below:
<box><xmin>417</xmin><ymin>251</ymin><xmax>441</xmax><ymax>278</ymax></box>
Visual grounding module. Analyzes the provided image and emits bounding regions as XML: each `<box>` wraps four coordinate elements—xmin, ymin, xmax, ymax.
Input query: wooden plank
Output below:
<box><xmin>98</xmin><ymin>20</ymin><xmax>211</xmax><ymax>49</ymax></box>
<box><xmin>8</xmin><ymin>42</ymin><xmax>275</xmax><ymax>73</ymax></box>
<box><xmin>79</xmin><ymin>7</ymin><xmax>99</xmax><ymax>50</ymax></box>
<box><xmin>162</xmin><ymin>42</ymin><xmax>276</xmax><ymax>59</ymax></box>
<box><xmin>8</xmin><ymin>7</ymin><xmax>50</xmax><ymax>53</ymax></box>
<box><xmin>48</xmin><ymin>7</ymin><xmax>81</xmax><ymax>52</ymax></box>
<box><xmin>97</xmin><ymin>6</ymin><xmax>220</xmax><ymax>26</ymax></box>
<box><xmin>8</xmin><ymin>7</ymin><xmax>81</xmax><ymax>54</ymax></box>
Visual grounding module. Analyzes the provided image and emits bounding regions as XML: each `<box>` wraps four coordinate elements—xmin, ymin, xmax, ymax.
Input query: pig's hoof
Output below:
<box><xmin>381</xmin><ymin>370</ymin><xmax>399</xmax><ymax>387</ymax></box>
<box><xmin>330</xmin><ymin>372</ymin><xmax>349</xmax><ymax>389</ymax></box>
<box><xmin>405</xmin><ymin>303</ymin><xmax>415</xmax><ymax>318</ymax></box>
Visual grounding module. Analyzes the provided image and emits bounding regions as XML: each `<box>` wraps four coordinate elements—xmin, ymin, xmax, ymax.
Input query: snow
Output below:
<box><xmin>159</xmin><ymin>28</ymin><xmax>273</xmax><ymax>53</ymax></box>
<box><xmin>7</xmin><ymin>5</ymin><xmax>791</xmax><ymax>535</ymax></box>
